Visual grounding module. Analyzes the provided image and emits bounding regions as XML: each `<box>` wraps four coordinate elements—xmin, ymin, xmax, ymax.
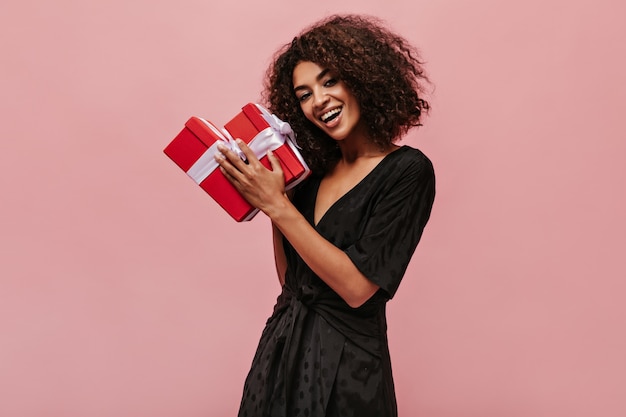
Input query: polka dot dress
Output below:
<box><xmin>238</xmin><ymin>146</ymin><xmax>435</xmax><ymax>417</ymax></box>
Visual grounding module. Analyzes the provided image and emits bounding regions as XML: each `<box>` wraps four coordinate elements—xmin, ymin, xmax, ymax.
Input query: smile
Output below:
<box><xmin>320</xmin><ymin>107</ymin><xmax>342</xmax><ymax>123</ymax></box>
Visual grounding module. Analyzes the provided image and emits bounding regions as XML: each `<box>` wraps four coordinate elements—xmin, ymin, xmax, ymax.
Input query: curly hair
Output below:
<box><xmin>263</xmin><ymin>14</ymin><xmax>431</xmax><ymax>174</ymax></box>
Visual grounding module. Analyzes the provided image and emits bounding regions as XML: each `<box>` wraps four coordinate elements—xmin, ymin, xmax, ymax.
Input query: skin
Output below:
<box><xmin>215</xmin><ymin>61</ymin><xmax>399</xmax><ymax>308</ymax></box>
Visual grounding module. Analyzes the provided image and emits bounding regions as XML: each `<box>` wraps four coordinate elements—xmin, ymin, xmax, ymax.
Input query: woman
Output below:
<box><xmin>215</xmin><ymin>14</ymin><xmax>435</xmax><ymax>417</ymax></box>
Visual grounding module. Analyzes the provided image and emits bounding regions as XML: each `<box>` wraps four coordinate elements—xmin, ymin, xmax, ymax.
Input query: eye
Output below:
<box><xmin>297</xmin><ymin>91</ymin><xmax>311</xmax><ymax>102</ymax></box>
<box><xmin>324</xmin><ymin>78</ymin><xmax>338</xmax><ymax>87</ymax></box>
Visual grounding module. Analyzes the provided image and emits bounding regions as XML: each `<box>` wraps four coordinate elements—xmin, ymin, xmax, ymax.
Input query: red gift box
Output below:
<box><xmin>164</xmin><ymin>103</ymin><xmax>311</xmax><ymax>222</ymax></box>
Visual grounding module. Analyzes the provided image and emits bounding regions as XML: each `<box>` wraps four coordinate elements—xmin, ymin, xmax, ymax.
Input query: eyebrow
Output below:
<box><xmin>293</xmin><ymin>68</ymin><xmax>331</xmax><ymax>92</ymax></box>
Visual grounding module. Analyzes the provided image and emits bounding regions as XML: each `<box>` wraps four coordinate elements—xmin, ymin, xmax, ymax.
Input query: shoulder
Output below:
<box><xmin>387</xmin><ymin>145</ymin><xmax>435</xmax><ymax>181</ymax></box>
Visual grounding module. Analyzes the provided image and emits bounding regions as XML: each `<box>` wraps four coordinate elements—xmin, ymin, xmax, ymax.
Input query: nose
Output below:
<box><xmin>312</xmin><ymin>88</ymin><xmax>329</xmax><ymax>109</ymax></box>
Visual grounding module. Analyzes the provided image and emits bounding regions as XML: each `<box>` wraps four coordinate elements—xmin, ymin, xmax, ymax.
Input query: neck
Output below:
<box><xmin>338</xmin><ymin>140</ymin><xmax>390</xmax><ymax>163</ymax></box>
<box><xmin>336</xmin><ymin>122</ymin><xmax>392</xmax><ymax>163</ymax></box>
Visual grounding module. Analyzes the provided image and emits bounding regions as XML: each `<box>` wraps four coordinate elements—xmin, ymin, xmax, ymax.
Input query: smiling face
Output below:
<box><xmin>292</xmin><ymin>61</ymin><xmax>364</xmax><ymax>142</ymax></box>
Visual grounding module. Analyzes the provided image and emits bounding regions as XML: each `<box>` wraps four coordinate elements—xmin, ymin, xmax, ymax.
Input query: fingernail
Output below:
<box><xmin>235</xmin><ymin>139</ymin><xmax>244</xmax><ymax>145</ymax></box>
<box><xmin>214</xmin><ymin>152</ymin><xmax>224</xmax><ymax>160</ymax></box>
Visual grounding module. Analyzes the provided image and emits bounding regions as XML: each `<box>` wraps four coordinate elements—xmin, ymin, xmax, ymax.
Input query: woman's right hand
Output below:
<box><xmin>215</xmin><ymin>139</ymin><xmax>288</xmax><ymax>217</ymax></box>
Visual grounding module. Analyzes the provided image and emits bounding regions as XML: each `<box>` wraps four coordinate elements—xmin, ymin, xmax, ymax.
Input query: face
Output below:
<box><xmin>292</xmin><ymin>61</ymin><xmax>363</xmax><ymax>141</ymax></box>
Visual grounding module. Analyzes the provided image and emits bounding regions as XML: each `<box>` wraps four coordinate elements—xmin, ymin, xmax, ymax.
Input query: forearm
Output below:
<box><xmin>266</xmin><ymin>196</ymin><xmax>379</xmax><ymax>308</ymax></box>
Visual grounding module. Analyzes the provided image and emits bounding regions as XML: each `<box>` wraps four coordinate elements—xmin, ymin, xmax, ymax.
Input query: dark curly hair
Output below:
<box><xmin>263</xmin><ymin>14</ymin><xmax>431</xmax><ymax>174</ymax></box>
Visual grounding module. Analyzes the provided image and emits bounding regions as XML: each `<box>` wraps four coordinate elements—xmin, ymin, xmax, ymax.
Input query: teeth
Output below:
<box><xmin>321</xmin><ymin>108</ymin><xmax>341</xmax><ymax>122</ymax></box>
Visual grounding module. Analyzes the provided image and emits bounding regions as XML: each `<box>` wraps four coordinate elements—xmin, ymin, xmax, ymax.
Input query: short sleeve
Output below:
<box><xmin>344</xmin><ymin>153</ymin><xmax>435</xmax><ymax>298</ymax></box>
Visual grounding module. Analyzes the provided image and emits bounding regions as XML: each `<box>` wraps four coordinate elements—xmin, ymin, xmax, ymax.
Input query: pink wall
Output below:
<box><xmin>1</xmin><ymin>0</ymin><xmax>625</xmax><ymax>416</ymax></box>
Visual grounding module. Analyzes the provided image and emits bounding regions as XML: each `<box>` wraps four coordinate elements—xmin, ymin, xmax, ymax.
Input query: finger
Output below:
<box><xmin>266</xmin><ymin>150</ymin><xmax>284</xmax><ymax>175</ymax></box>
<box><xmin>215</xmin><ymin>150</ymin><xmax>244</xmax><ymax>182</ymax></box>
<box><xmin>219</xmin><ymin>164</ymin><xmax>240</xmax><ymax>186</ymax></box>
<box><xmin>235</xmin><ymin>139</ymin><xmax>262</xmax><ymax>165</ymax></box>
<box><xmin>216</xmin><ymin>142</ymin><xmax>248</xmax><ymax>171</ymax></box>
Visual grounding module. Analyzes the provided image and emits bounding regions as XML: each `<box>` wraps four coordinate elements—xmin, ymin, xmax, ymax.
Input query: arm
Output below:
<box><xmin>268</xmin><ymin>198</ymin><xmax>379</xmax><ymax>307</ymax></box>
<box><xmin>272</xmin><ymin>222</ymin><xmax>287</xmax><ymax>286</ymax></box>
<box><xmin>216</xmin><ymin>141</ymin><xmax>378</xmax><ymax>308</ymax></box>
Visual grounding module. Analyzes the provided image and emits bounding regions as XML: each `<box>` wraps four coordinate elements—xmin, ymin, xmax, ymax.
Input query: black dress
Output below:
<box><xmin>238</xmin><ymin>146</ymin><xmax>436</xmax><ymax>417</ymax></box>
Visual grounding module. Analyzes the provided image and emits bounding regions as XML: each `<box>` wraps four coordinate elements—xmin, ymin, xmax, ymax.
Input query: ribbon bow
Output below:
<box><xmin>255</xmin><ymin>104</ymin><xmax>301</xmax><ymax>149</ymax></box>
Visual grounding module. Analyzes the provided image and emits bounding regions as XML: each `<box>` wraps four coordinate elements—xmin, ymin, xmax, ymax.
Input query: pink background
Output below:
<box><xmin>1</xmin><ymin>0</ymin><xmax>625</xmax><ymax>416</ymax></box>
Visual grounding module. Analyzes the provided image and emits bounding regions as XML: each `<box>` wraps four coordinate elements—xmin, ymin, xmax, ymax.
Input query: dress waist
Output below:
<box><xmin>276</xmin><ymin>284</ymin><xmax>385</xmax><ymax>354</ymax></box>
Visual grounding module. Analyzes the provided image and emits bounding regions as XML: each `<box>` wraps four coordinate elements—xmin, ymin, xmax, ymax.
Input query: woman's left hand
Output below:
<box><xmin>215</xmin><ymin>139</ymin><xmax>286</xmax><ymax>213</ymax></box>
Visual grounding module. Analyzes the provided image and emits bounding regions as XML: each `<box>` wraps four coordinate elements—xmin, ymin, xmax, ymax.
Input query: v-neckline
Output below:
<box><xmin>312</xmin><ymin>146</ymin><xmax>406</xmax><ymax>227</ymax></box>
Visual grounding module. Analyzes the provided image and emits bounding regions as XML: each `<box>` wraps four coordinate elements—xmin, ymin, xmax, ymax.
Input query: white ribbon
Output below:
<box><xmin>254</xmin><ymin>104</ymin><xmax>311</xmax><ymax>190</ymax></box>
<box><xmin>255</xmin><ymin>104</ymin><xmax>300</xmax><ymax>148</ymax></box>
<box><xmin>186</xmin><ymin>120</ymin><xmax>229</xmax><ymax>184</ymax></box>
<box><xmin>186</xmin><ymin>105</ymin><xmax>310</xmax><ymax>188</ymax></box>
